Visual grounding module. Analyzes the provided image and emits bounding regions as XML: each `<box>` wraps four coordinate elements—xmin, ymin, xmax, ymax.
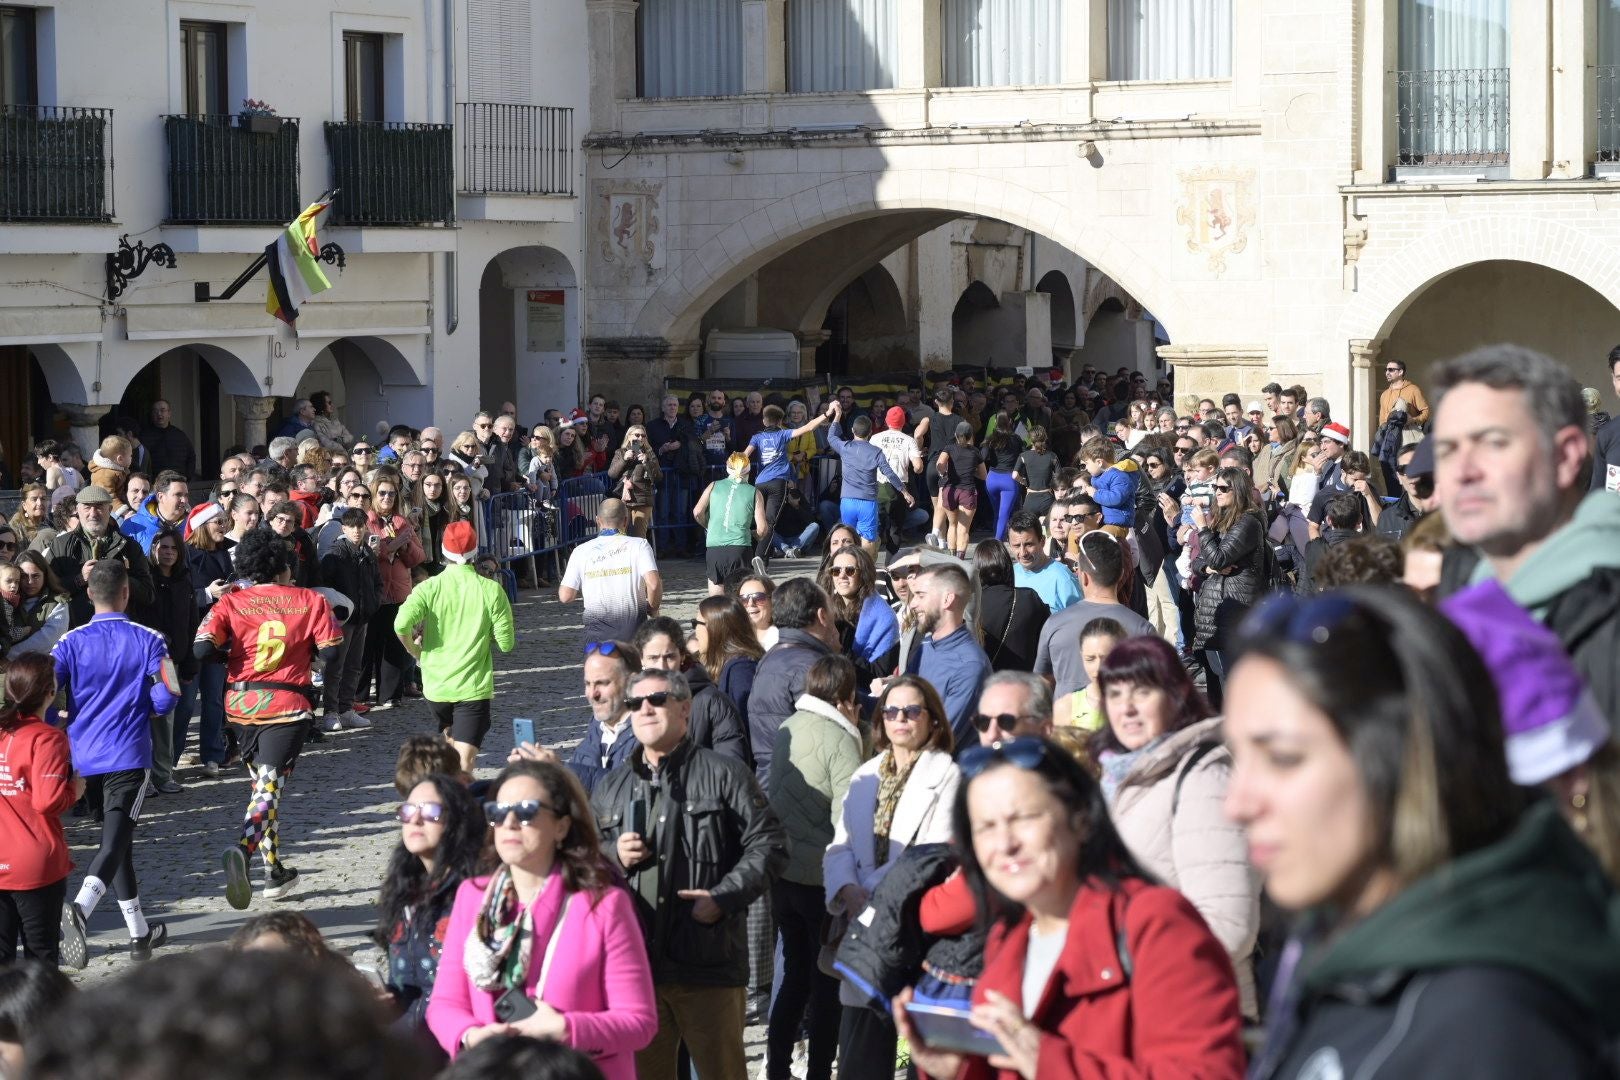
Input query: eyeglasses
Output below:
<box><xmin>483</xmin><ymin>800</ymin><xmax>562</xmax><ymax>827</ymax></box>
<box><xmin>1212</xmin><ymin>483</ymin><xmax>1233</xmax><ymax>492</ymax></box>
<box><xmin>375</xmin><ymin>489</ymin><xmax>396</xmax><ymax>498</ymax></box>
<box><xmin>475</xmin><ymin>421</ymin><xmax>493</xmax><ymax>428</ymax></box>
<box><xmin>739</xmin><ymin>591</ymin><xmax>769</xmax><ymax>604</ymax></box>
<box><xmin>421</xmin><ymin>443</ymin><xmax>438</xmax><ymax>451</ymax></box>
<box><xmin>829</xmin><ymin>565</ymin><xmax>859</xmax><ymax>578</ymax></box>
<box><xmin>1384</xmin><ymin>366</ymin><xmax>1402</xmax><ymax>373</ymax></box>
<box><xmin>1145</xmin><ymin>462</ymin><xmax>1165</xmax><ymax>470</ymax></box>
<box><xmin>217</xmin><ymin>488</ymin><xmax>237</xmax><ymax>499</ymax></box>
<box><xmin>881</xmin><ymin>703</ymin><xmax>927</xmax><ymax>721</ymax></box>
<box><xmin>959</xmin><ymin>737</ymin><xmax>1052</xmax><ymax>779</ymax></box>
<box><xmin>625</xmin><ymin>691</ymin><xmax>671</xmax><ymax>710</ymax></box>
<box><xmin>353</xmin><ymin>447</ymin><xmax>373</xmax><ymax>454</ymax></box>
<box><xmin>397</xmin><ymin>801</ymin><xmax>445</xmax><ymax>824</ymax></box>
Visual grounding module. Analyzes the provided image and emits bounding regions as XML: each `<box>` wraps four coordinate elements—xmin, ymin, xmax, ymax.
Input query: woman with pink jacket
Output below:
<box><xmin>427</xmin><ymin>760</ymin><xmax>656</xmax><ymax>1076</ymax></box>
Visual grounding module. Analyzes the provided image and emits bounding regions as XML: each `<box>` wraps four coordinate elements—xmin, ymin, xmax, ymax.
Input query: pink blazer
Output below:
<box><xmin>427</xmin><ymin>873</ymin><xmax>657</xmax><ymax>1078</ymax></box>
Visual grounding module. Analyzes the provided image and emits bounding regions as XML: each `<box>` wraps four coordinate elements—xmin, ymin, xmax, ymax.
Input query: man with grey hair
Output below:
<box><xmin>558</xmin><ymin>497</ymin><xmax>661</xmax><ymax>644</ymax></box>
<box><xmin>1304</xmin><ymin>396</ymin><xmax>1332</xmax><ymax>434</ymax></box>
<box><xmin>1433</xmin><ymin>343</ymin><xmax>1620</xmax><ymax>724</ymax></box>
<box><xmin>275</xmin><ymin>399</ymin><xmax>315</xmax><ymax>441</ymax></box>
<box><xmin>973</xmin><ymin>670</ymin><xmax>1054</xmax><ymax>746</ymax></box>
<box><xmin>593</xmin><ymin>666</ymin><xmax>787</xmax><ymax>1080</ymax></box>
<box><xmin>266</xmin><ymin>437</ymin><xmax>298</xmax><ymax>474</ymax></box>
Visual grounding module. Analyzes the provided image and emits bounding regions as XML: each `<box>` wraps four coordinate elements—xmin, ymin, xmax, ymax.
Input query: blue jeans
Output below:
<box><xmin>185</xmin><ymin>662</ymin><xmax>228</xmax><ymax>765</ymax></box>
<box><xmin>770</xmin><ymin>522</ymin><xmax>821</xmax><ymax>556</ymax></box>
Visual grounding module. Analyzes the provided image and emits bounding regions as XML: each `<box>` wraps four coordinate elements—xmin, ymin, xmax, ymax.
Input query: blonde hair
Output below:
<box><xmin>98</xmin><ymin>435</ymin><xmax>131</xmax><ymax>460</ymax></box>
<box><xmin>620</xmin><ymin>426</ymin><xmax>647</xmax><ymax>450</ymax></box>
<box><xmin>726</xmin><ymin>452</ymin><xmax>750</xmax><ymax>476</ymax></box>
<box><xmin>1187</xmin><ymin>449</ymin><xmax>1221</xmax><ymax>473</ymax></box>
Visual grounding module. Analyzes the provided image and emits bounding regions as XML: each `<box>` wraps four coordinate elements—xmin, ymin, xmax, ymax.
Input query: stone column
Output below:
<box><xmin>896</xmin><ymin>0</ymin><xmax>941</xmax><ymax>89</ymax></box>
<box><xmin>587</xmin><ymin>0</ymin><xmax>640</xmax><ymax>132</ymax></box>
<box><xmin>1510</xmin><ymin>0</ymin><xmax>1552</xmax><ymax>180</ymax></box>
<box><xmin>1349</xmin><ymin>338</ymin><xmax>1383</xmax><ymax>452</ymax></box>
<box><xmin>235</xmin><ymin>396</ymin><xmax>277</xmax><ymax>454</ymax></box>
<box><xmin>797</xmin><ymin>329</ymin><xmax>831</xmax><ymax>376</ymax></box>
<box><xmin>1154</xmin><ymin>345</ymin><xmax>1269</xmax><ymax>405</ymax></box>
<box><xmin>742</xmin><ymin>0</ymin><xmax>786</xmax><ymax>93</ymax></box>
<box><xmin>1356</xmin><ymin>0</ymin><xmax>1397</xmax><ymax>184</ymax></box>
<box><xmin>1061</xmin><ymin>0</ymin><xmax>1106</xmax><ymax>119</ymax></box>
<box><xmin>59</xmin><ymin>405</ymin><xmax>110</xmax><ymax>461</ymax></box>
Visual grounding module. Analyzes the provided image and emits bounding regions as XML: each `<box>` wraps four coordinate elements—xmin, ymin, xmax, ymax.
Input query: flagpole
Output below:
<box><xmin>193</xmin><ymin>192</ymin><xmax>341</xmax><ymax>304</ymax></box>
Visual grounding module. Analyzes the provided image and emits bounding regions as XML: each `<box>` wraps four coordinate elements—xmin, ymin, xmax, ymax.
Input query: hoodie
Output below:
<box><xmin>1091</xmin><ymin>458</ymin><xmax>1141</xmax><ymax>528</ymax></box>
<box><xmin>1255</xmin><ymin>801</ymin><xmax>1620</xmax><ymax>1079</ymax></box>
<box><xmin>1467</xmin><ymin>493</ymin><xmax>1620</xmax><ymax>729</ymax></box>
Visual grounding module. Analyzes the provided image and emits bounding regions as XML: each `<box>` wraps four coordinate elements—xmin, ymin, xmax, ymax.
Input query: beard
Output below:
<box><xmin>914</xmin><ymin>607</ymin><xmax>939</xmax><ymax>637</ymax></box>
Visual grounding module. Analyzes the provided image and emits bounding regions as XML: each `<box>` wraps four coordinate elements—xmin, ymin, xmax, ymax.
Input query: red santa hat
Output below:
<box><xmin>441</xmin><ymin>520</ymin><xmax>479</xmax><ymax>565</ymax></box>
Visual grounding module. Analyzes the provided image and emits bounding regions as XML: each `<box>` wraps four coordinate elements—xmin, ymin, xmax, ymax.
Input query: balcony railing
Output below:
<box><xmin>1599</xmin><ymin>66</ymin><xmax>1620</xmax><ymax>163</ymax></box>
<box><xmin>324</xmin><ymin>121</ymin><xmax>454</xmax><ymax>226</ymax></box>
<box><xmin>1396</xmin><ymin>68</ymin><xmax>1510</xmax><ymax>168</ymax></box>
<box><xmin>458</xmin><ymin>103</ymin><xmax>574</xmax><ymax>196</ymax></box>
<box><xmin>0</xmin><ymin>105</ymin><xmax>113</xmax><ymax>222</ymax></box>
<box><xmin>163</xmin><ymin>114</ymin><xmax>300</xmax><ymax>225</ymax></box>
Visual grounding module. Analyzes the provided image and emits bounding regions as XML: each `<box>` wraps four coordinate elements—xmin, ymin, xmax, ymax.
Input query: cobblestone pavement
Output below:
<box><xmin>65</xmin><ymin>553</ymin><xmax>825</xmax><ymax>1067</ymax></box>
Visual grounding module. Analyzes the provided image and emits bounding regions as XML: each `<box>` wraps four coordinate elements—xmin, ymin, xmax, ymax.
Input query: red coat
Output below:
<box><xmin>366</xmin><ymin>512</ymin><xmax>425</xmax><ymax>604</ymax></box>
<box><xmin>960</xmin><ymin>878</ymin><xmax>1245</xmax><ymax>1080</ymax></box>
<box><xmin>0</xmin><ymin>716</ymin><xmax>76</xmax><ymax>889</ymax></box>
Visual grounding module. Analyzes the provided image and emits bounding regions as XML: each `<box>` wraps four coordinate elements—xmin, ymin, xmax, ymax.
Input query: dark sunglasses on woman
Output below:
<box><xmin>483</xmin><ymin>800</ymin><xmax>561</xmax><ymax>827</ymax></box>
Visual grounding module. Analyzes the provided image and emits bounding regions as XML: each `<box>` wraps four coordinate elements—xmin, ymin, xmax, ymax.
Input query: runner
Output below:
<box><xmin>194</xmin><ymin>529</ymin><xmax>343</xmax><ymax>910</ymax></box>
<box><xmin>392</xmin><ymin>521</ymin><xmax>515</xmax><ymax>773</ymax></box>
<box><xmin>53</xmin><ymin>560</ymin><xmax>180</xmax><ymax>968</ymax></box>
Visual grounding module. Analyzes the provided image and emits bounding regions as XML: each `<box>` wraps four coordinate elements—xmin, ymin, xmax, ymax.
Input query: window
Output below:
<box><xmin>1107</xmin><ymin>0</ymin><xmax>1231</xmax><ymax>81</ymax></box>
<box><xmin>637</xmin><ymin>0</ymin><xmax>741</xmax><ymax>98</ymax></box>
<box><xmin>1395</xmin><ymin>0</ymin><xmax>1509</xmax><ymax>166</ymax></box>
<box><xmin>942</xmin><ymin>0</ymin><xmax>1061</xmax><ymax>88</ymax></box>
<box><xmin>1596</xmin><ymin>2</ymin><xmax>1620</xmax><ymax>161</ymax></box>
<box><xmin>788</xmin><ymin>0</ymin><xmax>898</xmax><ymax>92</ymax></box>
<box><xmin>180</xmin><ymin>20</ymin><xmax>228</xmax><ymax>116</ymax></box>
<box><xmin>0</xmin><ymin>6</ymin><xmax>35</xmax><ymax>108</ymax></box>
<box><xmin>343</xmin><ymin>31</ymin><xmax>385</xmax><ymax>122</ymax></box>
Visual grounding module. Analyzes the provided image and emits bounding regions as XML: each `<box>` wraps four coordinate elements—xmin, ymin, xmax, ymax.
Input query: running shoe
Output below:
<box><xmin>339</xmin><ymin>710</ymin><xmax>371</xmax><ymax>729</ymax></box>
<box><xmin>319</xmin><ymin>712</ymin><xmax>344</xmax><ymax>733</ymax></box>
<box><xmin>752</xmin><ymin>556</ymin><xmax>768</xmax><ymax>579</ymax></box>
<box><xmin>222</xmin><ymin>846</ymin><xmax>252</xmax><ymax>910</ymax></box>
<box><xmin>265</xmin><ymin>865</ymin><xmax>300</xmax><ymax>902</ymax></box>
<box><xmin>59</xmin><ymin>901</ymin><xmax>88</xmax><ymax>970</ymax></box>
<box><xmin>129</xmin><ymin>921</ymin><xmax>168</xmax><ymax>962</ymax></box>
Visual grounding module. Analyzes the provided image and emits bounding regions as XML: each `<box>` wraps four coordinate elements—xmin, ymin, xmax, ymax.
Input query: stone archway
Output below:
<box><xmin>817</xmin><ymin>263</ymin><xmax>914</xmax><ymax>376</ymax></box>
<box><xmin>111</xmin><ymin>343</ymin><xmax>266</xmax><ymax>469</ymax></box>
<box><xmin>1036</xmin><ymin>269</ymin><xmax>1077</xmax><ymax>365</ymax></box>
<box><xmin>951</xmin><ymin>281</ymin><xmax>1003</xmax><ymax>367</ymax></box>
<box><xmin>291</xmin><ymin>336</ymin><xmax>432</xmax><ymax>440</ymax></box>
<box><xmin>480</xmin><ymin>246</ymin><xmax>580</xmax><ymax>418</ymax></box>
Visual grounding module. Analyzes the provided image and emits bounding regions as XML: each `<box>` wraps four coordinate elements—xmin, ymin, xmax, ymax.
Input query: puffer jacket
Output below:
<box><xmin>832</xmin><ymin>842</ymin><xmax>966</xmax><ymax>1012</ymax></box>
<box><xmin>1191</xmin><ymin>511</ymin><xmax>1266</xmax><ymax>650</ymax></box>
<box><xmin>1109</xmin><ymin>716</ymin><xmax>1260</xmax><ymax>1018</ymax></box>
<box><xmin>592</xmin><ymin>737</ymin><xmax>788</xmax><ymax>988</ymax></box>
<box><xmin>684</xmin><ymin>661</ymin><xmax>752</xmax><ymax>768</ymax></box>
<box><xmin>747</xmin><ymin>628</ymin><xmax>834</xmax><ymax>788</ymax></box>
<box><xmin>318</xmin><ymin>538</ymin><xmax>384</xmax><ymax>625</ymax></box>
<box><xmin>566</xmin><ymin>715</ymin><xmax>637</xmax><ymax>795</ymax></box>
<box><xmin>767</xmin><ymin>694</ymin><xmax>864</xmax><ymax>886</ymax></box>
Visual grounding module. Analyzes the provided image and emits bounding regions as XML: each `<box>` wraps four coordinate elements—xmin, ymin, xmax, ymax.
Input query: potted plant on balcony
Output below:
<box><xmin>239</xmin><ymin>98</ymin><xmax>281</xmax><ymax>135</ymax></box>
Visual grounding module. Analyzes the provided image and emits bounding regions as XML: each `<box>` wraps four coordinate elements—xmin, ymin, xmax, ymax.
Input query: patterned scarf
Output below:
<box><xmin>872</xmin><ymin>750</ymin><xmax>917</xmax><ymax>868</ymax></box>
<box><xmin>462</xmin><ymin>866</ymin><xmax>534</xmax><ymax>993</ymax></box>
<box><xmin>1097</xmin><ymin>734</ymin><xmax>1169</xmax><ymax>802</ymax></box>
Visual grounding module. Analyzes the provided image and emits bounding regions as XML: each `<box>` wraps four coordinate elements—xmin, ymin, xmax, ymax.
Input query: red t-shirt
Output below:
<box><xmin>0</xmin><ymin>716</ymin><xmax>76</xmax><ymax>889</ymax></box>
<box><xmin>197</xmin><ymin>584</ymin><xmax>343</xmax><ymax>725</ymax></box>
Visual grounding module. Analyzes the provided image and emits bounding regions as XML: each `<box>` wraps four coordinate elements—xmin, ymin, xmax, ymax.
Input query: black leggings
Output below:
<box><xmin>754</xmin><ymin>479</ymin><xmax>788</xmax><ymax>560</ymax></box>
<box><xmin>0</xmin><ymin>879</ymin><xmax>67</xmax><ymax>965</ymax></box>
<box><xmin>85</xmin><ymin>771</ymin><xmax>145</xmax><ymax>902</ymax></box>
<box><xmin>767</xmin><ymin>880</ymin><xmax>840</xmax><ymax>1080</ymax></box>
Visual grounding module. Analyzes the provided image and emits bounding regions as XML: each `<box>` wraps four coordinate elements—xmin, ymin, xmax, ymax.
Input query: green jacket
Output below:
<box><xmin>767</xmin><ymin>695</ymin><xmax>865</xmax><ymax>886</ymax></box>
<box><xmin>393</xmin><ymin>563</ymin><xmax>515</xmax><ymax>701</ymax></box>
<box><xmin>1302</xmin><ymin>801</ymin><xmax>1620</xmax><ymax>1028</ymax></box>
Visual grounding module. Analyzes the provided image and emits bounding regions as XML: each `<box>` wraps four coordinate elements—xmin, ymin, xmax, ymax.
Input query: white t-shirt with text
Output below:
<box><xmin>561</xmin><ymin>532</ymin><xmax>658</xmax><ymax>644</ymax></box>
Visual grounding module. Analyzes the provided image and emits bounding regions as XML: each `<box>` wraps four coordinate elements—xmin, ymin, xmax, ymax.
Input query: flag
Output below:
<box><xmin>265</xmin><ymin>200</ymin><xmax>333</xmax><ymax>326</ymax></box>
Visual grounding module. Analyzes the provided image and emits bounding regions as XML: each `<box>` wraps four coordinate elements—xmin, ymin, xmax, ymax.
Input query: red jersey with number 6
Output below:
<box><xmin>196</xmin><ymin>584</ymin><xmax>343</xmax><ymax>724</ymax></box>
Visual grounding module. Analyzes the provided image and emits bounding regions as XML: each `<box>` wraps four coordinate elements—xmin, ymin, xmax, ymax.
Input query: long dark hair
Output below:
<box><xmin>489</xmin><ymin>761</ymin><xmax>617</xmax><ymax>901</ymax></box>
<box><xmin>374</xmin><ymin>774</ymin><xmax>489</xmax><ymax>945</ymax></box>
<box><xmin>954</xmin><ymin>738</ymin><xmax>1152</xmax><ymax>931</ymax></box>
<box><xmin>696</xmin><ymin>595</ymin><xmax>763</xmax><ymax>674</ymax></box>
<box><xmin>0</xmin><ymin>654</ymin><xmax>55</xmax><ymax>732</ymax></box>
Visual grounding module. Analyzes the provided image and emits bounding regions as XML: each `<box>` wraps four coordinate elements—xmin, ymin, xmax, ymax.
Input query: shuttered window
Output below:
<box><xmin>467</xmin><ymin>0</ymin><xmax>532</xmax><ymax>104</ymax></box>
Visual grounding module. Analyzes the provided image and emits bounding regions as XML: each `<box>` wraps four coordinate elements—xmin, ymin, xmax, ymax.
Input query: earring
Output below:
<box><xmin>1572</xmin><ymin>792</ymin><xmax>1590</xmax><ymax>836</ymax></box>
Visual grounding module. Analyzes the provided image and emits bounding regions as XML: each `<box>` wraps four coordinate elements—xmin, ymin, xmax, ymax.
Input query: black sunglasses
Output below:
<box><xmin>881</xmin><ymin>704</ymin><xmax>927</xmax><ymax>721</ymax></box>
<box><xmin>1212</xmin><ymin>483</ymin><xmax>1233</xmax><ymax>492</ymax></box>
<box><xmin>960</xmin><ymin>737</ymin><xmax>1052</xmax><ymax>779</ymax></box>
<box><xmin>971</xmin><ymin>712</ymin><xmax>1029</xmax><ymax>734</ymax></box>
<box><xmin>483</xmin><ymin>800</ymin><xmax>562</xmax><ymax>827</ymax></box>
<box><xmin>830</xmin><ymin>565</ymin><xmax>859</xmax><ymax>577</ymax></box>
<box><xmin>625</xmin><ymin>691</ymin><xmax>671</xmax><ymax>710</ymax></box>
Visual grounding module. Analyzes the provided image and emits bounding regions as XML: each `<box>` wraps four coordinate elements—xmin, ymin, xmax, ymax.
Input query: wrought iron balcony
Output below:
<box><xmin>163</xmin><ymin>114</ymin><xmax>300</xmax><ymax>225</ymax></box>
<box><xmin>1599</xmin><ymin>66</ymin><xmax>1620</xmax><ymax>164</ymax></box>
<box><xmin>0</xmin><ymin>105</ymin><xmax>113</xmax><ymax>222</ymax></box>
<box><xmin>324</xmin><ymin>121</ymin><xmax>454</xmax><ymax>226</ymax></box>
<box><xmin>1395</xmin><ymin>68</ymin><xmax>1510</xmax><ymax>168</ymax></box>
<box><xmin>458</xmin><ymin>103</ymin><xmax>575</xmax><ymax>196</ymax></box>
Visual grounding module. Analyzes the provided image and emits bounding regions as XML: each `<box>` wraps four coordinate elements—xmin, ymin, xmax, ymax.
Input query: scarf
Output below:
<box><xmin>872</xmin><ymin>750</ymin><xmax>917</xmax><ymax>868</ymax></box>
<box><xmin>462</xmin><ymin>867</ymin><xmax>535</xmax><ymax>993</ymax></box>
<box><xmin>1097</xmin><ymin>734</ymin><xmax>1169</xmax><ymax>801</ymax></box>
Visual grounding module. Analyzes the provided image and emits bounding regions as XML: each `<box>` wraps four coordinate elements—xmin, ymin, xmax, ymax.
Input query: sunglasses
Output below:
<box><xmin>353</xmin><ymin>447</ymin><xmax>373</xmax><ymax>454</ymax></box>
<box><xmin>1384</xmin><ymin>366</ymin><xmax>1402</xmax><ymax>373</ymax></box>
<box><xmin>1241</xmin><ymin>592</ymin><xmax>1357</xmax><ymax>647</ymax></box>
<box><xmin>350</xmin><ymin>492</ymin><xmax>371</xmax><ymax>501</ymax></box>
<box><xmin>971</xmin><ymin>712</ymin><xmax>1029</xmax><ymax>735</ymax></box>
<box><xmin>881</xmin><ymin>703</ymin><xmax>927</xmax><ymax>721</ymax></box>
<box><xmin>483</xmin><ymin>800</ymin><xmax>562</xmax><ymax>826</ymax></box>
<box><xmin>1063</xmin><ymin>513</ymin><xmax>1098</xmax><ymax>523</ymax></box>
<box><xmin>1212</xmin><ymin>483</ymin><xmax>1233</xmax><ymax>492</ymax></box>
<box><xmin>625</xmin><ymin>691</ymin><xmax>671</xmax><ymax>710</ymax></box>
<box><xmin>217</xmin><ymin>487</ymin><xmax>237</xmax><ymax>499</ymax></box>
<box><xmin>688</xmin><ymin>617</ymin><xmax>706</xmax><ymax>630</ymax></box>
<box><xmin>1146</xmin><ymin>462</ymin><xmax>1165</xmax><ymax>470</ymax></box>
<box><xmin>959</xmin><ymin>736</ymin><xmax>1052</xmax><ymax>779</ymax></box>
<box><xmin>830</xmin><ymin>565</ymin><xmax>859</xmax><ymax>578</ymax></box>
<box><xmin>397</xmin><ymin>801</ymin><xmax>445</xmax><ymax>824</ymax></box>
<box><xmin>421</xmin><ymin>443</ymin><xmax>438</xmax><ymax>451</ymax></box>
<box><xmin>585</xmin><ymin>641</ymin><xmax>620</xmax><ymax>657</ymax></box>
<box><xmin>739</xmin><ymin>591</ymin><xmax>769</xmax><ymax>604</ymax></box>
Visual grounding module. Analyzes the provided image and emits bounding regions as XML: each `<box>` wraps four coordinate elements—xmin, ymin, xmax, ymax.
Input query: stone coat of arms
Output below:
<box><xmin>1176</xmin><ymin>168</ymin><xmax>1256</xmax><ymax>274</ymax></box>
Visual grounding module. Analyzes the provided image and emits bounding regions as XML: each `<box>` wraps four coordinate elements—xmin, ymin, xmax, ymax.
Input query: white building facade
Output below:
<box><xmin>583</xmin><ymin>0</ymin><xmax>1620</xmax><ymax>445</ymax></box>
<box><xmin>0</xmin><ymin>0</ymin><xmax>585</xmax><ymax>470</ymax></box>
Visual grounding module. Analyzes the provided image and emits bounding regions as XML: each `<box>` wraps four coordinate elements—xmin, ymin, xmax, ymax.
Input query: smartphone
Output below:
<box><xmin>627</xmin><ymin>788</ymin><xmax>648</xmax><ymax>836</ymax></box>
<box><xmin>905</xmin><ymin>1002</ymin><xmax>1007</xmax><ymax>1058</ymax></box>
<box><xmin>512</xmin><ymin>717</ymin><xmax>536</xmax><ymax>748</ymax></box>
<box><xmin>493</xmin><ymin>986</ymin><xmax>538</xmax><ymax>1023</ymax></box>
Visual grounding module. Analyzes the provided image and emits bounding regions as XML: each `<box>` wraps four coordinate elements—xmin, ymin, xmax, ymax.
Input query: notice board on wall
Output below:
<box><xmin>526</xmin><ymin>289</ymin><xmax>565</xmax><ymax>352</ymax></box>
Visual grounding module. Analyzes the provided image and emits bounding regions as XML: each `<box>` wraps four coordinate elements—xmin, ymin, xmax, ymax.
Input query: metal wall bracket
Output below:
<box><xmin>105</xmin><ymin>235</ymin><xmax>178</xmax><ymax>304</ymax></box>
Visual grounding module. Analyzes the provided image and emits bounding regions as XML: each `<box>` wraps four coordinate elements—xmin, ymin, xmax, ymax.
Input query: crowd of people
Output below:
<box><xmin>2</xmin><ymin>341</ymin><xmax>1620</xmax><ymax>1080</ymax></box>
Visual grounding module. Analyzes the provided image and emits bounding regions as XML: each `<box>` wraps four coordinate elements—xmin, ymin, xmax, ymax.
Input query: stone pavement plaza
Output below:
<box><xmin>66</xmin><ymin>554</ymin><xmax>813</xmax><ymax>1064</ymax></box>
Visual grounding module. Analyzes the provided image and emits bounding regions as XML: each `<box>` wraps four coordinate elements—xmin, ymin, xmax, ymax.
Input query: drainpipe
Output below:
<box><xmin>441</xmin><ymin>0</ymin><xmax>459</xmax><ymax>334</ymax></box>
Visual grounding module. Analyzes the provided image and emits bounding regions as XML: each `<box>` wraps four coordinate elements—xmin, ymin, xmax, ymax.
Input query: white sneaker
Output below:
<box><xmin>926</xmin><ymin>531</ymin><xmax>942</xmax><ymax>550</ymax></box>
<box><xmin>339</xmin><ymin>710</ymin><xmax>371</xmax><ymax>729</ymax></box>
<box><xmin>319</xmin><ymin>712</ymin><xmax>343</xmax><ymax>733</ymax></box>
<box><xmin>751</xmin><ymin>556</ymin><xmax>768</xmax><ymax>579</ymax></box>
<box><xmin>784</xmin><ymin>546</ymin><xmax>800</xmax><ymax>559</ymax></box>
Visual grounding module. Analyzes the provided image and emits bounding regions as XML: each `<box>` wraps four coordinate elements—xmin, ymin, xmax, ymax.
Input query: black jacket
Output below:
<box><xmin>592</xmin><ymin>738</ymin><xmax>788</xmax><ymax>987</ymax></box>
<box><xmin>1299</xmin><ymin>527</ymin><xmax>1356</xmax><ymax>594</ymax></box>
<box><xmin>1191</xmin><ymin>511</ymin><xmax>1266</xmax><ymax>650</ymax></box>
<box><xmin>684</xmin><ymin>662</ymin><xmax>753</xmax><ymax>769</ymax></box>
<box><xmin>135</xmin><ymin>566</ymin><xmax>200</xmax><ymax>680</ymax></box>
<box><xmin>977</xmin><ymin>583</ymin><xmax>1049</xmax><ymax>672</ymax></box>
<box><xmin>48</xmin><ymin>526</ymin><xmax>156</xmax><ymax>628</ymax></box>
<box><xmin>319</xmin><ymin>539</ymin><xmax>384</xmax><ymax>625</ymax></box>
<box><xmin>185</xmin><ymin>543</ymin><xmax>234</xmax><ymax>614</ymax></box>
<box><xmin>747</xmin><ymin>628</ymin><xmax>833</xmax><ymax>788</ymax></box>
<box><xmin>482</xmin><ymin>435</ymin><xmax>519</xmax><ymax>494</ymax></box>
<box><xmin>1373</xmin><ymin>496</ymin><xmax>1423</xmax><ymax>542</ymax></box>
<box><xmin>833</xmin><ymin>843</ymin><xmax>973</xmax><ymax>1013</ymax></box>
<box><xmin>140</xmin><ymin>423</ymin><xmax>197</xmax><ymax>479</ymax></box>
